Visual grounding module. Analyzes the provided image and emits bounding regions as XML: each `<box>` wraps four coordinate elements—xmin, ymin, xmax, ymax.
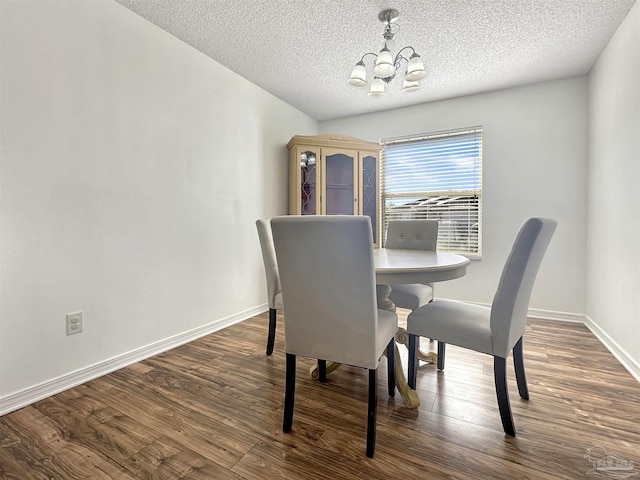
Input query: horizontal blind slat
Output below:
<box><xmin>381</xmin><ymin>128</ymin><xmax>483</xmax><ymax>256</ymax></box>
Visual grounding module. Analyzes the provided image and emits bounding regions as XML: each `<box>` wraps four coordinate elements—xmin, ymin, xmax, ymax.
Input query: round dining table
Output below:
<box><xmin>374</xmin><ymin>249</ymin><xmax>470</xmax><ymax>409</ymax></box>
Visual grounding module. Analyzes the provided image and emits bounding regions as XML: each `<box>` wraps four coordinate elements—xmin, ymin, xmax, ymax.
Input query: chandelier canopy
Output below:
<box><xmin>348</xmin><ymin>9</ymin><xmax>427</xmax><ymax>96</ymax></box>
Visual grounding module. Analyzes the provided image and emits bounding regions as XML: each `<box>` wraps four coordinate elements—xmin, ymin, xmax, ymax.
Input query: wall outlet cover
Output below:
<box><xmin>66</xmin><ymin>311</ymin><xmax>83</xmax><ymax>335</ymax></box>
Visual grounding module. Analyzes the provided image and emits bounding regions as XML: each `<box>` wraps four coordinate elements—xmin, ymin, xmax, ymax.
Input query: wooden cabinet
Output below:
<box><xmin>286</xmin><ymin>134</ymin><xmax>380</xmax><ymax>245</ymax></box>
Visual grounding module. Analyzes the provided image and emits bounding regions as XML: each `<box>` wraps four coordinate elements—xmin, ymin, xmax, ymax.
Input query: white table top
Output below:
<box><xmin>373</xmin><ymin>248</ymin><xmax>470</xmax><ymax>285</ymax></box>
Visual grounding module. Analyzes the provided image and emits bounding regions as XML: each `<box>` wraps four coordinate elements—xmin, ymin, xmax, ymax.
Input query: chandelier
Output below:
<box><xmin>348</xmin><ymin>9</ymin><xmax>427</xmax><ymax>96</ymax></box>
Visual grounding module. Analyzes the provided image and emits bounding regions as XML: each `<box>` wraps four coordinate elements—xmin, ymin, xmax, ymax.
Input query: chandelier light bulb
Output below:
<box><xmin>348</xmin><ymin>61</ymin><xmax>367</xmax><ymax>87</ymax></box>
<box><xmin>373</xmin><ymin>46</ymin><xmax>395</xmax><ymax>78</ymax></box>
<box><xmin>405</xmin><ymin>53</ymin><xmax>427</xmax><ymax>81</ymax></box>
<box><xmin>368</xmin><ymin>78</ymin><xmax>386</xmax><ymax>96</ymax></box>
<box><xmin>402</xmin><ymin>78</ymin><xmax>420</xmax><ymax>92</ymax></box>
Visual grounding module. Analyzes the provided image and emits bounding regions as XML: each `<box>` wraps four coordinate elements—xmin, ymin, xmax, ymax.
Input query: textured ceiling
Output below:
<box><xmin>114</xmin><ymin>0</ymin><xmax>636</xmax><ymax>122</ymax></box>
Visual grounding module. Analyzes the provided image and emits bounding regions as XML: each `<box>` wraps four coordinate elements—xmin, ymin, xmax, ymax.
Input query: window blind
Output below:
<box><xmin>381</xmin><ymin>127</ymin><xmax>482</xmax><ymax>256</ymax></box>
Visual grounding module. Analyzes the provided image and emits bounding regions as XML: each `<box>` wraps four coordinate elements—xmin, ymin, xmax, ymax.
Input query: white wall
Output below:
<box><xmin>320</xmin><ymin>77</ymin><xmax>588</xmax><ymax>318</ymax></box>
<box><xmin>587</xmin><ymin>1</ymin><xmax>640</xmax><ymax>371</ymax></box>
<box><xmin>0</xmin><ymin>0</ymin><xmax>316</xmax><ymax>407</ymax></box>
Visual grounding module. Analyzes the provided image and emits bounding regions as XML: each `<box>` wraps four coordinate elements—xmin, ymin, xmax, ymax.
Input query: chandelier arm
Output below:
<box><xmin>359</xmin><ymin>52</ymin><xmax>379</xmax><ymax>64</ymax></box>
<box><xmin>394</xmin><ymin>55</ymin><xmax>408</xmax><ymax>68</ymax></box>
<box><xmin>392</xmin><ymin>46</ymin><xmax>417</xmax><ymax>66</ymax></box>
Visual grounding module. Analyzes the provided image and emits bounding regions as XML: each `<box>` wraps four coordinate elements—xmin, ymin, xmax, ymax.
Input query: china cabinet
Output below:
<box><xmin>286</xmin><ymin>134</ymin><xmax>380</xmax><ymax>245</ymax></box>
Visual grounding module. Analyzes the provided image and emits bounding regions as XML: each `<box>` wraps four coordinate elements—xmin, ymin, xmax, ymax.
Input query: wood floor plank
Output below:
<box><xmin>0</xmin><ymin>406</ymin><xmax>137</xmax><ymax>479</ymax></box>
<box><xmin>122</xmin><ymin>435</ymin><xmax>245</xmax><ymax>480</ymax></box>
<box><xmin>1</xmin><ymin>315</ymin><xmax>639</xmax><ymax>479</ymax></box>
<box><xmin>114</xmin><ymin>360</ymin><xmax>326</xmax><ymax>454</ymax></box>
<box><xmin>33</xmin><ymin>392</ymin><xmax>161</xmax><ymax>463</ymax></box>
<box><xmin>230</xmin><ymin>437</ymin><xmax>455</xmax><ymax>480</ymax></box>
<box><xmin>386</xmin><ymin>405</ymin><xmax>613</xmax><ymax>479</ymax></box>
<box><xmin>84</xmin><ymin>370</ymin><xmax>261</xmax><ymax>469</ymax></box>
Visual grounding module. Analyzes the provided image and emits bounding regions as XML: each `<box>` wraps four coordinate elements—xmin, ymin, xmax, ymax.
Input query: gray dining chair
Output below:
<box><xmin>271</xmin><ymin>215</ymin><xmax>398</xmax><ymax>458</ymax></box>
<box><xmin>385</xmin><ymin>220</ymin><xmax>439</xmax><ymax>311</ymax></box>
<box><xmin>255</xmin><ymin>219</ymin><xmax>283</xmax><ymax>356</ymax></box>
<box><xmin>406</xmin><ymin>217</ymin><xmax>557</xmax><ymax>436</ymax></box>
<box><xmin>385</xmin><ymin>220</ymin><xmax>440</xmax><ymax>361</ymax></box>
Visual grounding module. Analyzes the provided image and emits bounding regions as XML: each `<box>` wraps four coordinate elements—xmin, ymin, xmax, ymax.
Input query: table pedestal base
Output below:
<box><xmin>387</xmin><ymin>345</ymin><xmax>420</xmax><ymax>408</ymax></box>
<box><xmin>308</xmin><ymin>362</ymin><xmax>340</xmax><ymax>380</ymax></box>
<box><xmin>395</xmin><ymin>327</ymin><xmax>438</xmax><ymax>364</ymax></box>
<box><xmin>308</xmin><ymin>347</ymin><xmax>421</xmax><ymax>409</ymax></box>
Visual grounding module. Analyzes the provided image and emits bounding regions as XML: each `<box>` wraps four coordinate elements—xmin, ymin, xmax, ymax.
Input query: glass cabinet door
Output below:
<box><xmin>361</xmin><ymin>152</ymin><xmax>378</xmax><ymax>243</ymax></box>
<box><xmin>322</xmin><ymin>149</ymin><xmax>358</xmax><ymax>215</ymax></box>
<box><xmin>298</xmin><ymin>148</ymin><xmax>318</xmax><ymax>215</ymax></box>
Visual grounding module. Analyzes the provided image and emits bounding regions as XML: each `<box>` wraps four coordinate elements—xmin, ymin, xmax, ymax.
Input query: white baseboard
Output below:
<box><xmin>0</xmin><ymin>305</ymin><xmax>267</xmax><ymax>417</ymax></box>
<box><xmin>467</xmin><ymin>301</ymin><xmax>587</xmax><ymax>323</ymax></box>
<box><xmin>3</xmin><ymin>304</ymin><xmax>638</xmax><ymax>417</ymax></box>
<box><xmin>526</xmin><ymin>307</ymin><xmax>586</xmax><ymax>323</ymax></box>
<box><xmin>525</xmin><ymin>309</ymin><xmax>640</xmax><ymax>383</ymax></box>
<box><xmin>447</xmin><ymin>301</ymin><xmax>639</xmax><ymax>383</ymax></box>
<box><xmin>583</xmin><ymin>315</ymin><xmax>640</xmax><ymax>384</ymax></box>
<box><xmin>528</xmin><ymin>309</ymin><xmax>640</xmax><ymax>383</ymax></box>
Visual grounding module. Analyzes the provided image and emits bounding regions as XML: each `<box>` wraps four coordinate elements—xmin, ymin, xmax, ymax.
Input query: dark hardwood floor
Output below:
<box><xmin>1</xmin><ymin>311</ymin><xmax>639</xmax><ymax>479</ymax></box>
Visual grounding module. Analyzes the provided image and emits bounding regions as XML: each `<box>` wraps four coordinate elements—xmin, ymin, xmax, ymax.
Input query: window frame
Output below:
<box><xmin>380</xmin><ymin>127</ymin><xmax>483</xmax><ymax>257</ymax></box>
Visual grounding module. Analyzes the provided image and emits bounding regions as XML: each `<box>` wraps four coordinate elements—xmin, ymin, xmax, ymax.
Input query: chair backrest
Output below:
<box><xmin>490</xmin><ymin>218</ymin><xmax>557</xmax><ymax>356</ymax></box>
<box><xmin>271</xmin><ymin>215</ymin><xmax>381</xmax><ymax>369</ymax></box>
<box><xmin>385</xmin><ymin>220</ymin><xmax>439</xmax><ymax>251</ymax></box>
<box><xmin>255</xmin><ymin>219</ymin><xmax>281</xmax><ymax>309</ymax></box>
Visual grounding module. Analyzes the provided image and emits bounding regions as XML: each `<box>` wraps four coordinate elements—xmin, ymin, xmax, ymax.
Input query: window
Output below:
<box><xmin>381</xmin><ymin>127</ymin><xmax>482</xmax><ymax>256</ymax></box>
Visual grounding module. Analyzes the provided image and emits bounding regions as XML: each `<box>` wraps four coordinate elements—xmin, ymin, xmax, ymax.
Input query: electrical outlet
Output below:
<box><xmin>66</xmin><ymin>311</ymin><xmax>83</xmax><ymax>335</ymax></box>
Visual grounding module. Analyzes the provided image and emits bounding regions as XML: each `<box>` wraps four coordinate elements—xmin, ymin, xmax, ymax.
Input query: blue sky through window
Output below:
<box><xmin>383</xmin><ymin>135</ymin><xmax>481</xmax><ymax>195</ymax></box>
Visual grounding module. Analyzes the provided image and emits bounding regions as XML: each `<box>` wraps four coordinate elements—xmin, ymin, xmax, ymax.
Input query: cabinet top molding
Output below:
<box><xmin>287</xmin><ymin>134</ymin><xmax>379</xmax><ymax>151</ymax></box>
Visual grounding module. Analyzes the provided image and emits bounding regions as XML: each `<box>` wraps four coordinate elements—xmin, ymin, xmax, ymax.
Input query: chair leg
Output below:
<box><xmin>512</xmin><ymin>337</ymin><xmax>529</xmax><ymax>400</ymax></box>
<box><xmin>437</xmin><ymin>341</ymin><xmax>446</xmax><ymax>371</ymax></box>
<box><xmin>266</xmin><ymin>308</ymin><xmax>277</xmax><ymax>356</ymax></box>
<box><xmin>318</xmin><ymin>360</ymin><xmax>327</xmax><ymax>383</ymax></box>
<box><xmin>408</xmin><ymin>334</ymin><xmax>418</xmax><ymax>389</ymax></box>
<box><xmin>386</xmin><ymin>339</ymin><xmax>395</xmax><ymax>397</ymax></box>
<box><xmin>494</xmin><ymin>356</ymin><xmax>516</xmax><ymax>436</ymax></box>
<box><xmin>283</xmin><ymin>353</ymin><xmax>296</xmax><ymax>433</ymax></box>
<box><xmin>366</xmin><ymin>368</ymin><xmax>378</xmax><ymax>458</ymax></box>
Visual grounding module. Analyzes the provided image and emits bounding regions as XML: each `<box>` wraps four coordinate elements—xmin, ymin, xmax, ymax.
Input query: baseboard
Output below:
<box><xmin>583</xmin><ymin>315</ymin><xmax>640</xmax><ymax>384</ymax></box>
<box><xmin>452</xmin><ymin>301</ymin><xmax>639</xmax><ymax>383</ymax></box>
<box><xmin>524</xmin><ymin>308</ymin><xmax>640</xmax><ymax>383</ymax></box>
<box><xmin>0</xmin><ymin>305</ymin><xmax>267</xmax><ymax>417</ymax></box>
<box><xmin>526</xmin><ymin>307</ymin><xmax>587</xmax><ymax>323</ymax></box>
<box><xmin>3</xmin><ymin>304</ymin><xmax>638</xmax><ymax>416</ymax></box>
<box><xmin>467</xmin><ymin>301</ymin><xmax>587</xmax><ymax>323</ymax></box>
<box><xmin>531</xmin><ymin>310</ymin><xmax>640</xmax><ymax>383</ymax></box>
